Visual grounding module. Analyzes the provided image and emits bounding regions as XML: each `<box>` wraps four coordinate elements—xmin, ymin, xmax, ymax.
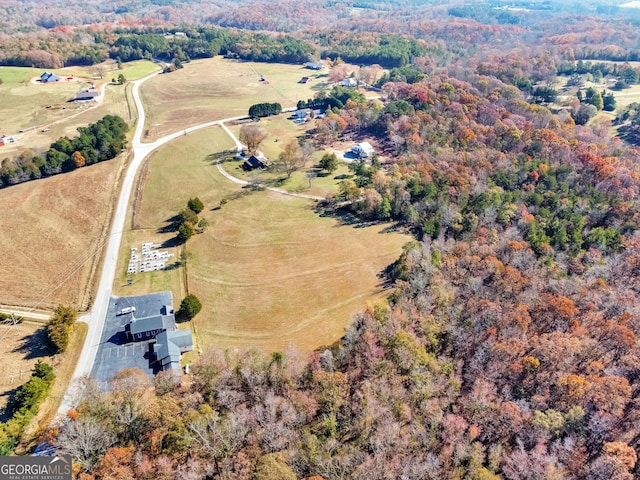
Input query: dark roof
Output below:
<box><xmin>243</xmin><ymin>155</ymin><xmax>266</xmax><ymax>170</ymax></box>
<box><xmin>155</xmin><ymin>330</ymin><xmax>193</xmax><ymax>370</ymax></box>
<box><xmin>41</xmin><ymin>72</ymin><xmax>61</xmax><ymax>82</ymax></box>
<box><xmin>128</xmin><ymin>314</ymin><xmax>175</xmax><ymax>335</ymax></box>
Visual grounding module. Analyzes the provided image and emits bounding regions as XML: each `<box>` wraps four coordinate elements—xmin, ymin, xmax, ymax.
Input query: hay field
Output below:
<box><xmin>139</xmin><ymin>57</ymin><xmax>328</xmax><ymax>141</ymax></box>
<box><xmin>0</xmin><ymin>158</ymin><xmax>122</xmax><ymax>309</ymax></box>
<box><xmin>118</xmin><ymin>126</ymin><xmax>410</xmax><ymax>352</ymax></box>
<box><xmin>191</xmin><ymin>190</ymin><xmax>410</xmax><ymax>352</ymax></box>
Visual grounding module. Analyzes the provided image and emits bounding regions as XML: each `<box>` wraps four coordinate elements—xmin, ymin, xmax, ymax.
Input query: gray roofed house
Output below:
<box><xmin>126</xmin><ymin>314</ymin><xmax>176</xmax><ymax>341</ymax></box>
<box><xmin>76</xmin><ymin>88</ymin><xmax>99</xmax><ymax>100</ymax></box>
<box><xmin>304</xmin><ymin>62</ymin><xmax>325</xmax><ymax>70</ymax></box>
<box><xmin>153</xmin><ymin>329</ymin><xmax>193</xmax><ymax>372</ymax></box>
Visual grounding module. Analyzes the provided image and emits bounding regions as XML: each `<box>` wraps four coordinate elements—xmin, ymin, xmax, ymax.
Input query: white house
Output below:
<box><xmin>341</xmin><ymin>77</ymin><xmax>358</xmax><ymax>88</ymax></box>
<box><xmin>352</xmin><ymin>142</ymin><xmax>374</xmax><ymax>158</ymax></box>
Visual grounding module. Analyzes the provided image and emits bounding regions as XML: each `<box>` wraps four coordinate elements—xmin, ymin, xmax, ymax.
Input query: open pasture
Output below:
<box><xmin>0</xmin><ymin>157</ymin><xmax>122</xmax><ymax>310</ymax></box>
<box><xmin>191</xmin><ymin>190</ymin><xmax>410</xmax><ymax>352</ymax></box>
<box><xmin>113</xmin><ymin>126</ymin><xmax>237</xmax><ymax>304</ymax></box>
<box><xmin>119</xmin><ymin>126</ymin><xmax>410</xmax><ymax>352</ymax></box>
<box><xmin>139</xmin><ymin>57</ymin><xmax>328</xmax><ymax>141</ymax></box>
<box><xmin>0</xmin><ymin>61</ymin><xmax>157</xmax><ymax>158</ymax></box>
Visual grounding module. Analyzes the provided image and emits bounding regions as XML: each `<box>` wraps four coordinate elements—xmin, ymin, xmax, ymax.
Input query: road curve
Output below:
<box><xmin>57</xmin><ymin>76</ymin><xmax>326</xmax><ymax>415</ymax></box>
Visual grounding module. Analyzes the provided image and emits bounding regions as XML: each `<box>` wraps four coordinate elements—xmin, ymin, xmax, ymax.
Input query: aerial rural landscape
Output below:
<box><xmin>4</xmin><ymin>0</ymin><xmax>640</xmax><ymax>478</ymax></box>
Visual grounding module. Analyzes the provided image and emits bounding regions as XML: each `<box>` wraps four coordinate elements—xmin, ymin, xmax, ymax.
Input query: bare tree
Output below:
<box><xmin>91</xmin><ymin>64</ymin><xmax>107</xmax><ymax>80</ymax></box>
<box><xmin>277</xmin><ymin>140</ymin><xmax>305</xmax><ymax>178</ymax></box>
<box><xmin>56</xmin><ymin>417</ymin><xmax>116</xmax><ymax>471</ymax></box>
<box><xmin>239</xmin><ymin>124</ymin><xmax>267</xmax><ymax>154</ymax></box>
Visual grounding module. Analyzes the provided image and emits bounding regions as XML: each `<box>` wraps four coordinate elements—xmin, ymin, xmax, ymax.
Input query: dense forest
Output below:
<box><xmin>54</xmin><ymin>68</ymin><xmax>640</xmax><ymax>478</ymax></box>
<box><xmin>4</xmin><ymin>0</ymin><xmax>640</xmax><ymax>477</ymax></box>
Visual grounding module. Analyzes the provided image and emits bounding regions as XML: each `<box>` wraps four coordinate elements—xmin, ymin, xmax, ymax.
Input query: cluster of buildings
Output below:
<box><xmin>121</xmin><ymin>298</ymin><xmax>193</xmax><ymax>377</ymax></box>
<box><xmin>127</xmin><ymin>242</ymin><xmax>174</xmax><ymax>274</ymax></box>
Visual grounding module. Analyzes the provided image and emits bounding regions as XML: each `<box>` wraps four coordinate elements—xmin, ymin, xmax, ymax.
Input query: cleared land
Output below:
<box><xmin>113</xmin><ymin>126</ymin><xmax>237</xmax><ymax>305</ymax></box>
<box><xmin>139</xmin><ymin>57</ymin><xmax>329</xmax><ymax>141</ymax></box>
<box><xmin>0</xmin><ymin>157</ymin><xmax>122</xmax><ymax>309</ymax></box>
<box><xmin>0</xmin><ymin>321</ymin><xmax>54</xmax><ymax>417</ymax></box>
<box><xmin>226</xmin><ymin>115</ymin><xmax>354</xmax><ymax>197</ymax></box>
<box><xmin>0</xmin><ymin>61</ymin><xmax>158</xmax><ymax>309</ymax></box>
<box><xmin>116</xmin><ymin>127</ymin><xmax>410</xmax><ymax>352</ymax></box>
<box><xmin>0</xmin><ymin>61</ymin><xmax>158</xmax><ymax>158</ymax></box>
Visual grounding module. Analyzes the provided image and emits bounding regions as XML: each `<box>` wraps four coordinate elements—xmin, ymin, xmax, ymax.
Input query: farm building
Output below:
<box><xmin>40</xmin><ymin>72</ymin><xmax>61</xmax><ymax>83</ymax></box>
<box><xmin>352</xmin><ymin>142</ymin><xmax>374</xmax><ymax>158</ymax></box>
<box><xmin>125</xmin><ymin>314</ymin><xmax>176</xmax><ymax>341</ymax></box>
<box><xmin>152</xmin><ymin>330</ymin><xmax>193</xmax><ymax>372</ymax></box>
<box><xmin>304</xmin><ymin>62</ymin><xmax>325</xmax><ymax>70</ymax></box>
<box><xmin>243</xmin><ymin>155</ymin><xmax>267</xmax><ymax>171</ymax></box>
<box><xmin>76</xmin><ymin>88</ymin><xmax>99</xmax><ymax>100</ymax></box>
<box><xmin>299</xmin><ymin>76</ymin><xmax>312</xmax><ymax>84</ymax></box>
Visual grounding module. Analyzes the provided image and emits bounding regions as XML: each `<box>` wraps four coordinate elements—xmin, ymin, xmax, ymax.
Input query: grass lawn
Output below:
<box><xmin>121</xmin><ymin>126</ymin><xmax>410</xmax><ymax>353</ymax></box>
<box><xmin>139</xmin><ymin>57</ymin><xmax>330</xmax><ymax>141</ymax></box>
<box><xmin>226</xmin><ymin>115</ymin><xmax>353</xmax><ymax>197</ymax></box>
<box><xmin>0</xmin><ymin>61</ymin><xmax>155</xmax><ymax>158</ymax></box>
<box><xmin>112</xmin><ymin>126</ymin><xmax>237</xmax><ymax>305</ymax></box>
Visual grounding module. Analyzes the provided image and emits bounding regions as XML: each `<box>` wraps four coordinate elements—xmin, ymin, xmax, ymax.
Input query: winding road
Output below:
<box><xmin>57</xmin><ymin>72</ymin><xmax>325</xmax><ymax>414</ymax></box>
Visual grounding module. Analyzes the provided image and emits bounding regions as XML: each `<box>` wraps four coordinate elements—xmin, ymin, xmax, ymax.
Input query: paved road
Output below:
<box><xmin>57</xmin><ymin>79</ymin><xmax>325</xmax><ymax>415</ymax></box>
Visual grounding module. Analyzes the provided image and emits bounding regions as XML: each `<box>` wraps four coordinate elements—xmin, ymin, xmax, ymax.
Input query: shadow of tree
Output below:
<box><xmin>158</xmin><ymin>214</ymin><xmax>181</xmax><ymax>234</ymax></box>
<box><xmin>13</xmin><ymin>327</ymin><xmax>53</xmax><ymax>360</ymax></box>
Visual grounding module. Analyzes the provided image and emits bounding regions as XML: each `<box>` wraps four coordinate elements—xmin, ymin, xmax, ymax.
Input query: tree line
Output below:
<box><xmin>0</xmin><ymin>115</ymin><xmax>128</xmax><ymax>189</ymax></box>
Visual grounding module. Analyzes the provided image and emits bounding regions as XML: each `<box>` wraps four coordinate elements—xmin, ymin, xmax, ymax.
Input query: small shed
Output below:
<box><xmin>299</xmin><ymin>76</ymin><xmax>312</xmax><ymax>84</ymax></box>
<box><xmin>242</xmin><ymin>155</ymin><xmax>267</xmax><ymax>171</ymax></box>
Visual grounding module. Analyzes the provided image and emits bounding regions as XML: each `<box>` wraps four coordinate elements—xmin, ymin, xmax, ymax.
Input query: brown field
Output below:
<box><xmin>190</xmin><ymin>190</ymin><xmax>410</xmax><ymax>352</ymax></box>
<box><xmin>0</xmin><ymin>320</ymin><xmax>54</xmax><ymax>416</ymax></box>
<box><xmin>139</xmin><ymin>57</ymin><xmax>329</xmax><ymax>141</ymax></box>
<box><xmin>116</xmin><ymin>126</ymin><xmax>410</xmax><ymax>353</ymax></box>
<box><xmin>0</xmin><ymin>157</ymin><xmax>124</xmax><ymax>309</ymax></box>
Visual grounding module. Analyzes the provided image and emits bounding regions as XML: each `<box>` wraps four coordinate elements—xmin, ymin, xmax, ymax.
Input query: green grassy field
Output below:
<box><xmin>113</xmin><ymin>126</ymin><xmax>238</xmax><ymax>305</ymax></box>
<box><xmin>0</xmin><ymin>61</ymin><xmax>157</xmax><ymax>158</ymax></box>
<box><xmin>117</xmin><ymin>126</ymin><xmax>410</xmax><ymax>352</ymax></box>
<box><xmin>139</xmin><ymin>57</ymin><xmax>330</xmax><ymax>141</ymax></box>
